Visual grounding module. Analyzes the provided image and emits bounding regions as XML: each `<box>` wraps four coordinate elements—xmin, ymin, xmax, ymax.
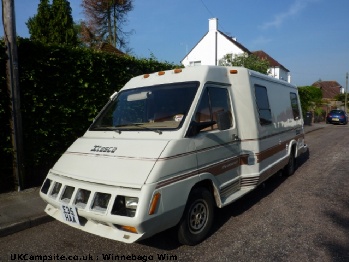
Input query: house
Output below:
<box><xmin>181</xmin><ymin>18</ymin><xmax>250</xmax><ymax>67</ymax></box>
<box><xmin>98</xmin><ymin>42</ymin><xmax>125</xmax><ymax>56</ymax></box>
<box><xmin>181</xmin><ymin>18</ymin><xmax>291</xmax><ymax>82</ymax></box>
<box><xmin>312</xmin><ymin>80</ymin><xmax>343</xmax><ymax>114</ymax></box>
<box><xmin>253</xmin><ymin>50</ymin><xmax>290</xmax><ymax>83</ymax></box>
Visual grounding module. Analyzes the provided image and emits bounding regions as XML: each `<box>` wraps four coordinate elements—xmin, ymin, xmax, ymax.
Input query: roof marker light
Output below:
<box><xmin>174</xmin><ymin>69</ymin><xmax>182</xmax><ymax>74</ymax></box>
<box><xmin>143</xmin><ymin>74</ymin><xmax>150</xmax><ymax>78</ymax></box>
<box><xmin>230</xmin><ymin>69</ymin><xmax>238</xmax><ymax>74</ymax></box>
<box><xmin>158</xmin><ymin>71</ymin><xmax>165</xmax><ymax>76</ymax></box>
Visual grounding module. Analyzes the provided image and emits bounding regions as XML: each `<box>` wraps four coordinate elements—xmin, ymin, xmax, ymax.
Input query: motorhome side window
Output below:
<box><xmin>254</xmin><ymin>85</ymin><xmax>272</xmax><ymax>125</ymax></box>
<box><xmin>290</xmin><ymin>92</ymin><xmax>300</xmax><ymax>120</ymax></box>
<box><xmin>195</xmin><ymin>86</ymin><xmax>232</xmax><ymax>131</ymax></box>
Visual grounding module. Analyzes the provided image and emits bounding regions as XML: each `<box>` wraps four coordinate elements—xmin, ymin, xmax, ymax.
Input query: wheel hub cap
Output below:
<box><xmin>189</xmin><ymin>201</ymin><xmax>208</xmax><ymax>233</ymax></box>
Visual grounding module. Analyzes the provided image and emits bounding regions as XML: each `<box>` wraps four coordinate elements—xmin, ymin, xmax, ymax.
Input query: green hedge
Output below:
<box><xmin>0</xmin><ymin>38</ymin><xmax>178</xmax><ymax>192</ymax></box>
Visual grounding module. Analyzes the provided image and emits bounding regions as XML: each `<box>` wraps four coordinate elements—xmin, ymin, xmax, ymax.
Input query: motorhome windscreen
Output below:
<box><xmin>90</xmin><ymin>81</ymin><xmax>199</xmax><ymax>131</ymax></box>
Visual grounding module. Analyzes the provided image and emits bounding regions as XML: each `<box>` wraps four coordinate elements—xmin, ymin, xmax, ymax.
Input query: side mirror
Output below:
<box><xmin>186</xmin><ymin>121</ymin><xmax>216</xmax><ymax>137</ymax></box>
<box><xmin>216</xmin><ymin>111</ymin><xmax>231</xmax><ymax>130</ymax></box>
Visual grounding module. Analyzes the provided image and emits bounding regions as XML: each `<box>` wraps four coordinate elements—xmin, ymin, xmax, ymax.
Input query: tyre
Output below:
<box><xmin>177</xmin><ymin>187</ymin><xmax>215</xmax><ymax>245</ymax></box>
<box><xmin>283</xmin><ymin>149</ymin><xmax>296</xmax><ymax>176</ymax></box>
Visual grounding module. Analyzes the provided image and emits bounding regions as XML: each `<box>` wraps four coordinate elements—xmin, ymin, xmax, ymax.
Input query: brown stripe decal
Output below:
<box><xmin>156</xmin><ymin>170</ymin><xmax>198</xmax><ymax>189</ymax></box>
<box><xmin>205</xmin><ymin>154</ymin><xmax>249</xmax><ymax>176</ymax></box>
<box><xmin>256</xmin><ymin>143</ymin><xmax>285</xmax><ymax>162</ymax></box>
<box><xmin>256</xmin><ymin>134</ymin><xmax>304</xmax><ymax>163</ymax></box>
<box><xmin>156</xmin><ymin>154</ymin><xmax>249</xmax><ymax>189</ymax></box>
<box><xmin>155</xmin><ymin>132</ymin><xmax>303</xmax><ymax>189</ymax></box>
<box><xmin>65</xmin><ymin>151</ymin><xmax>158</xmax><ymax>161</ymax></box>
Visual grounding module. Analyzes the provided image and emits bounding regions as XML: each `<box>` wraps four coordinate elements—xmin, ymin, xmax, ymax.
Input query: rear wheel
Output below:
<box><xmin>177</xmin><ymin>187</ymin><xmax>214</xmax><ymax>245</ymax></box>
<box><xmin>283</xmin><ymin>149</ymin><xmax>296</xmax><ymax>176</ymax></box>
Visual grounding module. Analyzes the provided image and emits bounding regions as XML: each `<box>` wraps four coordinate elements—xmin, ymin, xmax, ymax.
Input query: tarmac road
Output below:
<box><xmin>1</xmin><ymin>123</ymin><xmax>348</xmax><ymax>261</ymax></box>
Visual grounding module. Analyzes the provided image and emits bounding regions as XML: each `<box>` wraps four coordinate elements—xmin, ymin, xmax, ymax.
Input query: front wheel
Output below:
<box><xmin>177</xmin><ymin>187</ymin><xmax>215</xmax><ymax>245</ymax></box>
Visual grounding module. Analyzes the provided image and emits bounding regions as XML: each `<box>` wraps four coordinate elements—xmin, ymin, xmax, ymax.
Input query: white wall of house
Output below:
<box><xmin>181</xmin><ymin>18</ymin><xmax>245</xmax><ymax>67</ymax></box>
<box><xmin>268</xmin><ymin>67</ymin><xmax>290</xmax><ymax>82</ymax></box>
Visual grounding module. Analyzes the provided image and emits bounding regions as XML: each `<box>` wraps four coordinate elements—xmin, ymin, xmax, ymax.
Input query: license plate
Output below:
<box><xmin>61</xmin><ymin>204</ymin><xmax>80</xmax><ymax>225</ymax></box>
<box><xmin>332</xmin><ymin>118</ymin><xmax>339</xmax><ymax>121</ymax></box>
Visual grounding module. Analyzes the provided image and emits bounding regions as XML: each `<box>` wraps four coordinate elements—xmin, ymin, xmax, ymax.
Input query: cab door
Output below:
<box><xmin>190</xmin><ymin>84</ymin><xmax>241</xmax><ymax>190</ymax></box>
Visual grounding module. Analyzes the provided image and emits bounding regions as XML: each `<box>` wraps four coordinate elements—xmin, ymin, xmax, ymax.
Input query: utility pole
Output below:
<box><xmin>2</xmin><ymin>0</ymin><xmax>24</xmax><ymax>191</ymax></box>
<box><xmin>345</xmin><ymin>72</ymin><xmax>348</xmax><ymax>114</ymax></box>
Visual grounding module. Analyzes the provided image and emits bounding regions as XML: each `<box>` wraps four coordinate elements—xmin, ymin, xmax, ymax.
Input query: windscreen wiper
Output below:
<box><xmin>113</xmin><ymin>124</ymin><xmax>162</xmax><ymax>135</ymax></box>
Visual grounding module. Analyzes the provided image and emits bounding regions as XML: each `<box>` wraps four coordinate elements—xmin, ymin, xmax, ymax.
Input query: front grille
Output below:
<box><xmin>91</xmin><ymin>192</ymin><xmax>111</xmax><ymax>213</ymax></box>
<box><xmin>41</xmin><ymin>177</ymin><xmax>137</xmax><ymax>218</ymax></box>
<box><xmin>61</xmin><ymin>186</ymin><xmax>75</xmax><ymax>203</ymax></box>
<box><xmin>50</xmin><ymin>182</ymin><xmax>62</xmax><ymax>199</ymax></box>
<box><xmin>75</xmin><ymin>189</ymin><xmax>91</xmax><ymax>209</ymax></box>
<box><xmin>41</xmin><ymin>179</ymin><xmax>51</xmax><ymax>194</ymax></box>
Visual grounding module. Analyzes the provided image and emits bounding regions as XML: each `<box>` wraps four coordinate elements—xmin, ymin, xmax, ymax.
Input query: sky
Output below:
<box><xmin>1</xmin><ymin>0</ymin><xmax>349</xmax><ymax>89</ymax></box>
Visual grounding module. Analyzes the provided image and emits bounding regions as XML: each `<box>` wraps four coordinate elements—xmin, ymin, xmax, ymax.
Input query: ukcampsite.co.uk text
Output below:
<box><xmin>9</xmin><ymin>253</ymin><xmax>179</xmax><ymax>261</ymax></box>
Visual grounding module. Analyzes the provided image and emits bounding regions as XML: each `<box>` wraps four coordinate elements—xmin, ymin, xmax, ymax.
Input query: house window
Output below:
<box><xmin>189</xmin><ymin>61</ymin><xmax>201</xmax><ymax>66</ymax></box>
<box><xmin>254</xmin><ymin>85</ymin><xmax>272</xmax><ymax>125</ymax></box>
<box><xmin>290</xmin><ymin>92</ymin><xmax>300</xmax><ymax>120</ymax></box>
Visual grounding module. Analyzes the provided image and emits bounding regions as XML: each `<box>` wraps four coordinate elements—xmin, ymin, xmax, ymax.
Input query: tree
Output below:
<box><xmin>81</xmin><ymin>0</ymin><xmax>133</xmax><ymax>50</ymax></box>
<box><xmin>26</xmin><ymin>0</ymin><xmax>78</xmax><ymax>46</ymax></box>
<box><xmin>50</xmin><ymin>0</ymin><xmax>78</xmax><ymax>45</ymax></box>
<box><xmin>298</xmin><ymin>86</ymin><xmax>323</xmax><ymax>116</ymax></box>
<box><xmin>219</xmin><ymin>52</ymin><xmax>270</xmax><ymax>75</ymax></box>
<box><xmin>334</xmin><ymin>93</ymin><xmax>349</xmax><ymax>109</ymax></box>
<box><xmin>334</xmin><ymin>93</ymin><xmax>346</xmax><ymax>103</ymax></box>
<box><xmin>26</xmin><ymin>0</ymin><xmax>51</xmax><ymax>44</ymax></box>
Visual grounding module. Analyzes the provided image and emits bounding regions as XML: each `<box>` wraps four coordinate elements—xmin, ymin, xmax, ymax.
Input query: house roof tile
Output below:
<box><xmin>98</xmin><ymin>42</ymin><xmax>125</xmax><ymax>56</ymax></box>
<box><xmin>311</xmin><ymin>81</ymin><xmax>342</xmax><ymax>99</ymax></box>
<box><xmin>252</xmin><ymin>50</ymin><xmax>289</xmax><ymax>72</ymax></box>
<box><xmin>218</xmin><ymin>31</ymin><xmax>251</xmax><ymax>54</ymax></box>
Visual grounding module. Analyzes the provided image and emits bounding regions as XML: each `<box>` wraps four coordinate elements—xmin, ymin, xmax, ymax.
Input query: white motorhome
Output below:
<box><xmin>40</xmin><ymin>66</ymin><xmax>307</xmax><ymax>245</ymax></box>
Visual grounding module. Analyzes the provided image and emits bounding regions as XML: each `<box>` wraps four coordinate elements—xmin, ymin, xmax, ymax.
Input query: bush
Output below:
<box><xmin>0</xmin><ymin>38</ymin><xmax>179</xmax><ymax>191</ymax></box>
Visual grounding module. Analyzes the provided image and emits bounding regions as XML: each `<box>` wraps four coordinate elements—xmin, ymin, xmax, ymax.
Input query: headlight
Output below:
<box><xmin>125</xmin><ymin>197</ymin><xmax>138</xmax><ymax>210</ymax></box>
<box><xmin>111</xmin><ymin>195</ymin><xmax>138</xmax><ymax>217</ymax></box>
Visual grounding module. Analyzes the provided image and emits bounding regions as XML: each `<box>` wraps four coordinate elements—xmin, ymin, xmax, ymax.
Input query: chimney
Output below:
<box><xmin>209</xmin><ymin>18</ymin><xmax>218</xmax><ymax>31</ymax></box>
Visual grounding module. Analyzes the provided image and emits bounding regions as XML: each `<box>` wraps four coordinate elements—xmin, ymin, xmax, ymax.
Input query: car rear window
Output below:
<box><xmin>331</xmin><ymin>110</ymin><xmax>343</xmax><ymax>114</ymax></box>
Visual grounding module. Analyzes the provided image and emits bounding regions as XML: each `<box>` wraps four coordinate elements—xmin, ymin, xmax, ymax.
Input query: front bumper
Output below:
<box><xmin>44</xmin><ymin>203</ymin><xmax>144</xmax><ymax>243</ymax></box>
<box><xmin>39</xmin><ymin>171</ymin><xmax>162</xmax><ymax>243</ymax></box>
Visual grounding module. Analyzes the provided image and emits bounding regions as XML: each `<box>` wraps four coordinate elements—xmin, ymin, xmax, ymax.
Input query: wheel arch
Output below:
<box><xmin>177</xmin><ymin>178</ymin><xmax>217</xmax><ymax>245</ymax></box>
<box><xmin>288</xmin><ymin>140</ymin><xmax>298</xmax><ymax>157</ymax></box>
<box><xmin>192</xmin><ymin>177</ymin><xmax>222</xmax><ymax>208</ymax></box>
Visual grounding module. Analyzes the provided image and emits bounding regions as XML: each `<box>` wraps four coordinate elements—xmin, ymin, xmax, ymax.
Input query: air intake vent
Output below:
<box><xmin>220</xmin><ymin>180</ymin><xmax>240</xmax><ymax>198</ymax></box>
<box><xmin>241</xmin><ymin>176</ymin><xmax>259</xmax><ymax>187</ymax></box>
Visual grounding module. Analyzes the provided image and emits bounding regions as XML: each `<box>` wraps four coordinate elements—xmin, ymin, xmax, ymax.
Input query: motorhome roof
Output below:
<box><xmin>122</xmin><ymin>66</ymin><xmax>238</xmax><ymax>89</ymax></box>
<box><xmin>122</xmin><ymin>66</ymin><xmax>297</xmax><ymax>90</ymax></box>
